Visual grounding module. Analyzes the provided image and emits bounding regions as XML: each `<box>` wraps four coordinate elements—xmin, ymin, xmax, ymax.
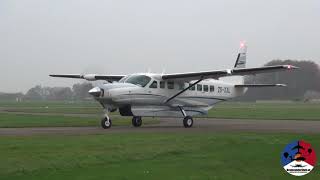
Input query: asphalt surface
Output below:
<box><xmin>0</xmin><ymin>118</ymin><xmax>319</xmax><ymax>136</ymax></box>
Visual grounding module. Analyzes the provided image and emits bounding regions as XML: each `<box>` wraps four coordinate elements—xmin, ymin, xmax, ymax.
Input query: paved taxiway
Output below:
<box><xmin>0</xmin><ymin>118</ymin><xmax>319</xmax><ymax>136</ymax></box>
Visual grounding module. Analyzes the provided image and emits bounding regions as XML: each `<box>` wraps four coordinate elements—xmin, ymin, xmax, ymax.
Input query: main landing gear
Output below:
<box><xmin>179</xmin><ymin>106</ymin><xmax>193</xmax><ymax>128</ymax></box>
<box><xmin>183</xmin><ymin>116</ymin><xmax>193</xmax><ymax>128</ymax></box>
<box><xmin>132</xmin><ymin>116</ymin><xmax>142</xmax><ymax>127</ymax></box>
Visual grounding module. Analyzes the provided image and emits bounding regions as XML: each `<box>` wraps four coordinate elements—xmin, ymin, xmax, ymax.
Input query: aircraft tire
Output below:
<box><xmin>101</xmin><ymin>117</ymin><xmax>112</xmax><ymax>129</ymax></box>
<box><xmin>183</xmin><ymin>116</ymin><xmax>193</xmax><ymax>128</ymax></box>
<box><xmin>132</xmin><ymin>116</ymin><xmax>142</xmax><ymax>127</ymax></box>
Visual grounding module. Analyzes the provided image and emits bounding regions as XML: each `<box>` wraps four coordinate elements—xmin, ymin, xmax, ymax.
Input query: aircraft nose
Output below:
<box><xmin>88</xmin><ymin>87</ymin><xmax>102</xmax><ymax>97</ymax></box>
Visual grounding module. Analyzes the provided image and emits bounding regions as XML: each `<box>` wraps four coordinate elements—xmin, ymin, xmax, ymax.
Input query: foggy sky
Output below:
<box><xmin>1</xmin><ymin>0</ymin><xmax>320</xmax><ymax>93</ymax></box>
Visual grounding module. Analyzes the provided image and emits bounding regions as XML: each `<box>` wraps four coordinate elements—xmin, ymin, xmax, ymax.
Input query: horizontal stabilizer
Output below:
<box><xmin>234</xmin><ymin>84</ymin><xmax>286</xmax><ymax>88</ymax></box>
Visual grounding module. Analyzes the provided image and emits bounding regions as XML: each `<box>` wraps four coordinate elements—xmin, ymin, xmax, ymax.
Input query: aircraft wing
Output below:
<box><xmin>49</xmin><ymin>74</ymin><xmax>125</xmax><ymax>82</ymax></box>
<box><xmin>161</xmin><ymin>65</ymin><xmax>297</xmax><ymax>81</ymax></box>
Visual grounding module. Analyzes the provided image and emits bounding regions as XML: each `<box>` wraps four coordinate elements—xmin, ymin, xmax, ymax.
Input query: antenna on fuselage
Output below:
<box><xmin>161</xmin><ymin>68</ymin><xmax>166</xmax><ymax>76</ymax></box>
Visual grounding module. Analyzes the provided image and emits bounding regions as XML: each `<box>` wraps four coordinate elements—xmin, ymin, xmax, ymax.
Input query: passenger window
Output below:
<box><xmin>203</xmin><ymin>85</ymin><xmax>209</xmax><ymax>92</ymax></box>
<box><xmin>167</xmin><ymin>81</ymin><xmax>174</xmax><ymax>89</ymax></box>
<box><xmin>210</xmin><ymin>85</ymin><xmax>215</xmax><ymax>92</ymax></box>
<box><xmin>190</xmin><ymin>84</ymin><xmax>195</xmax><ymax>91</ymax></box>
<box><xmin>190</xmin><ymin>86</ymin><xmax>195</xmax><ymax>91</ymax></box>
<box><xmin>160</xmin><ymin>81</ymin><xmax>165</xmax><ymax>89</ymax></box>
<box><xmin>178</xmin><ymin>83</ymin><xmax>184</xmax><ymax>90</ymax></box>
<box><xmin>149</xmin><ymin>81</ymin><xmax>158</xmax><ymax>88</ymax></box>
<box><xmin>197</xmin><ymin>84</ymin><xmax>202</xmax><ymax>91</ymax></box>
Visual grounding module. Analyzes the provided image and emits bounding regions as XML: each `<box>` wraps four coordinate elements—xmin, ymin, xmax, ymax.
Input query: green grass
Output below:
<box><xmin>3</xmin><ymin>107</ymin><xmax>102</xmax><ymax>114</ymax></box>
<box><xmin>0</xmin><ymin>132</ymin><xmax>318</xmax><ymax>180</ymax></box>
<box><xmin>0</xmin><ymin>114</ymin><xmax>158</xmax><ymax>128</ymax></box>
<box><xmin>208</xmin><ymin>102</ymin><xmax>320</xmax><ymax>120</ymax></box>
<box><xmin>0</xmin><ymin>100</ymin><xmax>100</xmax><ymax>108</ymax></box>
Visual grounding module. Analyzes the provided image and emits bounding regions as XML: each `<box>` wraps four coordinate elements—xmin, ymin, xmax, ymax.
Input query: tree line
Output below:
<box><xmin>239</xmin><ymin>60</ymin><xmax>320</xmax><ymax>101</ymax></box>
<box><xmin>0</xmin><ymin>83</ymin><xmax>94</xmax><ymax>101</ymax></box>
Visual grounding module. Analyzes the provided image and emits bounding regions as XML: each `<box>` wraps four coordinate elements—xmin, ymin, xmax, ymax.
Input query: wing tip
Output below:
<box><xmin>276</xmin><ymin>84</ymin><xmax>287</xmax><ymax>87</ymax></box>
<box><xmin>284</xmin><ymin>65</ymin><xmax>299</xmax><ymax>70</ymax></box>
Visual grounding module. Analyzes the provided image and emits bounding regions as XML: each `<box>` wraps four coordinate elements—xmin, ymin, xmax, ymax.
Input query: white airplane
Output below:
<box><xmin>50</xmin><ymin>43</ymin><xmax>297</xmax><ymax>129</ymax></box>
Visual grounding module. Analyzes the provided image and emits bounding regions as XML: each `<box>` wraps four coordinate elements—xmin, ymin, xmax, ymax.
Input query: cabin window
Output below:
<box><xmin>210</xmin><ymin>85</ymin><xmax>215</xmax><ymax>92</ymax></box>
<box><xmin>149</xmin><ymin>81</ymin><xmax>158</xmax><ymax>88</ymax></box>
<box><xmin>203</xmin><ymin>85</ymin><xmax>209</xmax><ymax>92</ymax></box>
<box><xmin>178</xmin><ymin>83</ymin><xmax>184</xmax><ymax>90</ymax></box>
<box><xmin>189</xmin><ymin>84</ymin><xmax>195</xmax><ymax>91</ymax></box>
<box><xmin>197</xmin><ymin>84</ymin><xmax>202</xmax><ymax>91</ymax></box>
<box><xmin>167</xmin><ymin>81</ymin><xmax>174</xmax><ymax>89</ymax></box>
<box><xmin>160</xmin><ymin>81</ymin><xmax>165</xmax><ymax>89</ymax></box>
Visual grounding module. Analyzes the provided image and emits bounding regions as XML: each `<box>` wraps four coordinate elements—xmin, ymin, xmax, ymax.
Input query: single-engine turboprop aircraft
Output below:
<box><xmin>50</xmin><ymin>43</ymin><xmax>297</xmax><ymax>129</ymax></box>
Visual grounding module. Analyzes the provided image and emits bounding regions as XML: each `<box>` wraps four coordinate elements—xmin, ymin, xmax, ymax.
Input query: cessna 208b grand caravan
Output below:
<box><xmin>50</xmin><ymin>43</ymin><xmax>297</xmax><ymax>129</ymax></box>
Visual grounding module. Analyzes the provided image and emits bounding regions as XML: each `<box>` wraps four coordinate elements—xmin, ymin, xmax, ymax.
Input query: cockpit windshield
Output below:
<box><xmin>119</xmin><ymin>76</ymin><xmax>129</xmax><ymax>83</ymax></box>
<box><xmin>124</xmin><ymin>75</ymin><xmax>151</xmax><ymax>87</ymax></box>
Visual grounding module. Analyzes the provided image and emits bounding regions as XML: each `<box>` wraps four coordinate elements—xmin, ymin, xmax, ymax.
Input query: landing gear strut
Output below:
<box><xmin>179</xmin><ymin>106</ymin><xmax>193</xmax><ymax>128</ymax></box>
<box><xmin>132</xmin><ymin>116</ymin><xmax>142</xmax><ymax>127</ymax></box>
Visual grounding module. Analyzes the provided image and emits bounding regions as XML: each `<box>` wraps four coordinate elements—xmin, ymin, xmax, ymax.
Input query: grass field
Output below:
<box><xmin>0</xmin><ymin>114</ymin><xmax>158</xmax><ymax>128</ymax></box>
<box><xmin>209</xmin><ymin>102</ymin><xmax>320</xmax><ymax>120</ymax></box>
<box><xmin>0</xmin><ymin>101</ymin><xmax>160</xmax><ymax>127</ymax></box>
<box><xmin>0</xmin><ymin>132</ymin><xmax>318</xmax><ymax>180</ymax></box>
<box><xmin>0</xmin><ymin>101</ymin><xmax>319</xmax><ymax>179</ymax></box>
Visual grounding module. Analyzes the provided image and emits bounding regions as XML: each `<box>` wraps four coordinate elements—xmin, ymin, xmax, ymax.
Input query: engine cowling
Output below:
<box><xmin>83</xmin><ymin>74</ymin><xmax>97</xmax><ymax>81</ymax></box>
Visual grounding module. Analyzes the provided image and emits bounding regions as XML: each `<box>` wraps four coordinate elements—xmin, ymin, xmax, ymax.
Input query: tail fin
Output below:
<box><xmin>234</xmin><ymin>41</ymin><xmax>247</xmax><ymax>68</ymax></box>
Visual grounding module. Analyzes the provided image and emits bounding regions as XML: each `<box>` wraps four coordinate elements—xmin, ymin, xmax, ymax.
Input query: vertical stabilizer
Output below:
<box><xmin>234</xmin><ymin>41</ymin><xmax>247</xmax><ymax>68</ymax></box>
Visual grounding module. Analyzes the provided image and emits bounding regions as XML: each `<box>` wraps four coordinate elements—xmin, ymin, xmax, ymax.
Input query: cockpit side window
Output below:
<box><xmin>149</xmin><ymin>81</ymin><xmax>158</xmax><ymax>88</ymax></box>
<box><xmin>125</xmin><ymin>75</ymin><xmax>151</xmax><ymax>87</ymax></box>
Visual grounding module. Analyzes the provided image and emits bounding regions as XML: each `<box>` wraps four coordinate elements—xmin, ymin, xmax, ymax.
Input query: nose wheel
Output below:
<box><xmin>132</xmin><ymin>116</ymin><xmax>142</xmax><ymax>127</ymax></box>
<box><xmin>101</xmin><ymin>117</ymin><xmax>112</xmax><ymax>129</ymax></box>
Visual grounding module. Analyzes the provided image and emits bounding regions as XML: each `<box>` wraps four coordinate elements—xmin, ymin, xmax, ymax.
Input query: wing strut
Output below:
<box><xmin>165</xmin><ymin>78</ymin><xmax>203</xmax><ymax>103</ymax></box>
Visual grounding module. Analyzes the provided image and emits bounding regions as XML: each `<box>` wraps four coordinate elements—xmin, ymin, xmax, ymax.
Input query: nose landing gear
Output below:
<box><xmin>101</xmin><ymin>109</ymin><xmax>112</xmax><ymax>129</ymax></box>
<box><xmin>101</xmin><ymin>116</ymin><xmax>112</xmax><ymax>129</ymax></box>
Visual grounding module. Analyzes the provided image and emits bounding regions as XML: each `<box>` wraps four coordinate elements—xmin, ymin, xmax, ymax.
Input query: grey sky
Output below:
<box><xmin>1</xmin><ymin>0</ymin><xmax>319</xmax><ymax>93</ymax></box>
